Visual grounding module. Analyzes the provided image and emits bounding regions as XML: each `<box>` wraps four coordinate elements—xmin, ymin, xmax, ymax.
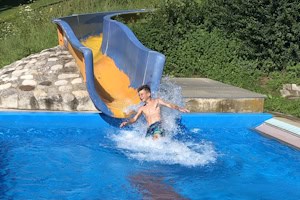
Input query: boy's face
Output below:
<box><xmin>138</xmin><ymin>89</ymin><xmax>151</xmax><ymax>102</ymax></box>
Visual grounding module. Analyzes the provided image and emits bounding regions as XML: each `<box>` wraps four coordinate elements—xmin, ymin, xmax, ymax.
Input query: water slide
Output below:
<box><xmin>53</xmin><ymin>10</ymin><xmax>165</xmax><ymax>118</ymax></box>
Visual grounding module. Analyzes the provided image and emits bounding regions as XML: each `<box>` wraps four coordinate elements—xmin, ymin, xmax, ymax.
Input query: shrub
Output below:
<box><xmin>202</xmin><ymin>0</ymin><xmax>300</xmax><ymax>72</ymax></box>
<box><xmin>166</xmin><ymin>28</ymin><xmax>260</xmax><ymax>88</ymax></box>
<box><xmin>129</xmin><ymin>0</ymin><xmax>203</xmax><ymax>54</ymax></box>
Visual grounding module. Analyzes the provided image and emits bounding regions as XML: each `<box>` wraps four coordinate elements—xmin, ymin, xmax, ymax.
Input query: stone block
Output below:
<box><xmin>18</xmin><ymin>92</ymin><xmax>35</xmax><ymax>109</ymax></box>
<box><xmin>283</xmin><ymin>84</ymin><xmax>292</xmax><ymax>90</ymax></box>
<box><xmin>291</xmin><ymin>84</ymin><xmax>300</xmax><ymax>92</ymax></box>
<box><xmin>280</xmin><ymin>89</ymin><xmax>291</xmax><ymax>98</ymax></box>
<box><xmin>0</xmin><ymin>94</ymin><xmax>18</xmax><ymax>108</ymax></box>
<box><xmin>0</xmin><ymin>83</ymin><xmax>12</xmax><ymax>90</ymax></box>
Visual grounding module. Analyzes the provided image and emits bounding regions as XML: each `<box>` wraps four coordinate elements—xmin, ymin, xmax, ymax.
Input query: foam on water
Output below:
<box><xmin>111</xmin><ymin>130</ymin><xmax>217</xmax><ymax>167</ymax></box>
<box><xmin>110</xmin><ymin>77</ymin><xmax>217</xmax><ymax>167</ymax></box>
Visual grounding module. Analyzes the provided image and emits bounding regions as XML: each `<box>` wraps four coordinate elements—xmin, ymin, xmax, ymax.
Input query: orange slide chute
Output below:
<box><xmin>81</xmin><ymin>35</ymin><xmax>140</xmax><ymax>118</ymax></box>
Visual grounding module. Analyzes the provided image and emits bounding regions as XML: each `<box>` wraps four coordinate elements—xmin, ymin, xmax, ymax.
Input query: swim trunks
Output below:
<box><xmin>146</xmin><ymin>121</ymin><xmax>165</xmax><ymax>137</ymax></box>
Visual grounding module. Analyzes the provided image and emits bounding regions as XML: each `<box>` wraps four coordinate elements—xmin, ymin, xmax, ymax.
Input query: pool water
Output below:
<box><xmin>0</xmin><ymin>114</ymin><xmax>299</xmax><ymax>200</ymax></box>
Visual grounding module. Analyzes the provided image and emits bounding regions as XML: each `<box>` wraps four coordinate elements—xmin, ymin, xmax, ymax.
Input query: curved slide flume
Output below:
<box><xmin>53</xmin><ymin>10</ymin><xmax>165</xmax><ymax>118</ymax></box>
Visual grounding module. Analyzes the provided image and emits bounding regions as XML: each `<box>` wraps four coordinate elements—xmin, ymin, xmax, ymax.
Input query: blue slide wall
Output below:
<box><xmin>53</xmin><ymin>10</ymin><xmax>165</xmax><ymax>118</ymax></box>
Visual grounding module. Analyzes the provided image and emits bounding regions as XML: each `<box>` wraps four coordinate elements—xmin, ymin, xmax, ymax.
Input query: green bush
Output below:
<box><xmin>128</xmin><ymin>0</ymin><xmax>260</xmax><ymax>88</ymax></box>
<box><xmin>129</xmin><ymin>0</ymin><xmax>203</xmax><ymax>54</ymax></box>
<box><xmin>265</xmin><ymin>97</ymin><xmax>300</xmax><ymax>118</ymax></box>
<box><xmin>202</xmin><ymin>0</ymin><xmax>300</xmax><ymax>72</ymax></box>
<box><xmin>166</xmin><ymin>28</ymin><xmax>260</xmax><ymax>88</ymax></box>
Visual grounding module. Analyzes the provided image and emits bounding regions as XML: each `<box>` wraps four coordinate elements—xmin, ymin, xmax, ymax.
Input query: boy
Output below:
<box><xmin>120</xmin><ymin>85</ymin><xmax>189</xmax><ymax>139</ymax></box>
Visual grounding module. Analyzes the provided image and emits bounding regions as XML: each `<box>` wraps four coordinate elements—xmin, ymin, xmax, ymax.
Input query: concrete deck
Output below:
<box><xmin>171</xmin><ymin>78</ymin><xmax>266</xmax><ymax>113</ymax></box>
<box><xmin>171</xmin><ymin>78</ymin><xmax>266</xmax><ymax>98</ymax></box>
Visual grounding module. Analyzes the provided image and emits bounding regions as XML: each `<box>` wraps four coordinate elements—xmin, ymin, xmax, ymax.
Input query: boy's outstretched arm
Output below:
<box><xmin>120</xmin><ymin>107</ymin><xmax>143</xmax><ymax>128</ymax></box>
<box><xmin>158</xmin><ymin>98</ymin><xmax>190</xmax><ymax>113</ymax></box>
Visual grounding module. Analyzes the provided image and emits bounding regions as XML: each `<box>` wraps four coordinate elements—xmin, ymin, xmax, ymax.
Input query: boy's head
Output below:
<box><xmin>138</xmin><ymin>85</ymin><xmax>151</xmax><ymax>102</ymax></box>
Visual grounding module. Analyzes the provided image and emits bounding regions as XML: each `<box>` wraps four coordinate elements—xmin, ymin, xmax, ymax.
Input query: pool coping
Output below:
<box><xmin>255</xmin><ymin>117</ymin><xmax>300</xmax><ymax>150</ymax></box>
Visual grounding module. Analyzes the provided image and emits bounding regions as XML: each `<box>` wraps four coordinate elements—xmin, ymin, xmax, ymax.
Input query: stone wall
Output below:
<box><xmin>280</xmin><ymin>84</ymin><xmax>300</xmax><ymax>99</ymax></box>
<box><xmin>0</xmin><ymin>46</ymin><xmax>97</xmax><ymax>111</ymax></box>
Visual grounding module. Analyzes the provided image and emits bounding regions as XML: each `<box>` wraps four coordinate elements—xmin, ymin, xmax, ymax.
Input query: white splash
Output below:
<box><xmin>110</xmin><ymin>77</ymin><xmax>217</xmax><ymax>167</ymax></box>
<box><xmin>111</xmin><ymin>130</ymin><xmax>217</xmax><ymax>167</ymax></box>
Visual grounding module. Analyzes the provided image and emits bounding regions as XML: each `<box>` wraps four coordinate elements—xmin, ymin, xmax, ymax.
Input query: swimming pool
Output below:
<box><xmin>0</xmin><ymin>112</ymin><xmax>299</xmax><ymax>199</ymax></box>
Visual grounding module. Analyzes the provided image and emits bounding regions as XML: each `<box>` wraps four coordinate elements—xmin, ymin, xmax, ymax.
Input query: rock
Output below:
<box><xmin>39</xmin><ymin>81</ymin><xmax>52</xmax><ymax>86</ymax></box>
<box><xmin>283</xmin><ymin>84</ymin><xmax>292</xmax><ymax>90</ymax></box>
<box><xmin>72</xmin><ymin>90</ymin><xmax>96</xmax><ymax>111</ymax></box>
<box><xmin>291</xmin><ymin>84</ymin><xmax>300</xmax><ymax>91</ymax></box>
<box><xmin>58</xmin><ymin>85</ymin><xmax>73</xmax><ymax>92</ymax></box>
<box><xmin>58</xmin><ymin>73</ymin><xmax>79</xmax><ymax>79</ymax></box>
<box><xmin>33</xmin><ymin>89</ymin><xmax>47</xmax><ymax>100</ymax></box>
<box><xmin>0</xmin><ymin>74</ymin><xmax>8</xmax><ymax>79</ymax></box>
<box><xmin>65</xmin><ymin>61</ymin><xmax>76</xmax><ymax>67</ymax></box>
<box><xmin>29</xmin><ymin>70</ymin><xmax>38</xmax><ymax>75</ymax></box>
<box><xmin>14</xmin><ymin>60</ymin><xmax>23</xmax><ymax>66</ymax></box>
<box><xmin>0</xmin><ymin>94</ymin><xmax>18</xmax><ymax>108</ymax></box>
<box><xmin>281</xmin><ymin>84</ymin><xmax>300</xmax><ymax>98</ymax></box>
<box><xmin>16</xmin><ymin>65</ymin><xmax>24</xmax><ymax>70</ymax></box>
<box><xmin>54</xmin><ymin>80</ymin><xmax>68</xmax><ymax>86</ymax></box>
<box><xmin>0</xmin><ymin>83</ymin><xmax>12</xmax><ymax>90</ymax></box>
<box><xmin>3</xmin><ymin>70</ymin><xmax>14</xmax><ymax>75</ymax></box>
<box><xmin>48</xmin><ymin>57</ymin><xmax>58</xmax><ymax>62</ymax></box>
<box><xmin>35</xmin><ymin>60</ymin><xmax>47</xmax><ymax>66</ymax></box>
<box><xmin>20</xmin><ymin>74</ymin><xmax>33</xmax><ymax>80</ymax></box>
<box><xmin>71</xmin><ymin>78</ymin><xmax>83</xmax><ymax>84</ymax></box>
<box><xmin>51</xmin><ymin>64</ymin><xmax>63</xmax><ymax>71</ymax></box>
<box><xmin>0</xmin><ymin>88</ymin><xmax>17</xmax><ymax>97</ymax></box>
<box><xmin>22</xmin><ymin>80</ymin><xmax>37</xmax><ymax>86</ymax></box>
<box><xmin>9</xmin><ymin>77</ymin><xmax>18</xmax><ymax>81</ymax></box>
<box><xmin>61</xmin><ymin>66</ymin><xmax>78</xmax><ymax>73</ymax></box>
<box><xmin>62</xmin><ymin>93</ymin><xmax>75</xmax><ymax>103</ymax></box>
<box><xmin>72</xmin><ymin>90</ymin><xmax>89</xmax><ymax>98</ymax></box>
<box><xmin>18</xmin><ymin>92</ymin><xmax>34</xmax><ymax>109</ymax></box>
<box><xmin>12</xmin><ymin>69</ymin><xmax>28</xmax><ymax>77</ymax></box>
<box><xmin>62</xmin><ymin>93</ymin><xmax>77</xmax><ymax>111</ymax></box>
<box><xmin>28</xmin><ymin>59</ymin><xmax>37</xmax><ymax>64</ymax></box>
<box><xmin>36</xmin><ymin>93</ymin><xmax>63</xmax><ymax>110</ymax></box>
<box><xmin>19</xmin><ymin>85</ymin><xmax>35</xmax><ymax>91</ymax></box>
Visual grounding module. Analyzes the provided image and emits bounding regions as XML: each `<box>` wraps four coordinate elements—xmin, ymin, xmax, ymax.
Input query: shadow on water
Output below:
<box><xmin>129</xmin><ymin>172</ymin><xmax>189</xmax><ymax>200</ymax></box>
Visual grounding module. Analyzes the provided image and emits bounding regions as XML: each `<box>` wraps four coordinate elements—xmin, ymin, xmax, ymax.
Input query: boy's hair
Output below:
<box><xmin>138</xmin><ymin>85</ymin><xmax>151</xmax><ymax>93</ymax></box>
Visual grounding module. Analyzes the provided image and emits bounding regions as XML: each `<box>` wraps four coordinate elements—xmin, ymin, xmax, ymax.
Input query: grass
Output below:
<box><xmin>0</xmin><ymin>0</ymin><xmax>159</xmax><ymax>68</ymax></box>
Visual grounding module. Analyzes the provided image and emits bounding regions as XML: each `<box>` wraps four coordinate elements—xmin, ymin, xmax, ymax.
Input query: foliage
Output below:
<box><xmin>265</xmin><ymin>97</ymin><xmax>300</xmax><ymax>118</ymax></box>
<box><xmin>202</xmin><ymin>0</ymin><xmax>300</xmax><ymax>72</ymax></box>
<box><xmin>128</xmin><ymin>0</ymin><xmax>203</xmax><ymax>54</ymax></box>
<box><xmin>166</xmin><ymin>28</ymin><xmax>260</xmax><ymax>88</ymax></box>
<box><xmin>129</xmin><ymin>0</ymin><xmax>259</xmax><ymax>87</ymax></box>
